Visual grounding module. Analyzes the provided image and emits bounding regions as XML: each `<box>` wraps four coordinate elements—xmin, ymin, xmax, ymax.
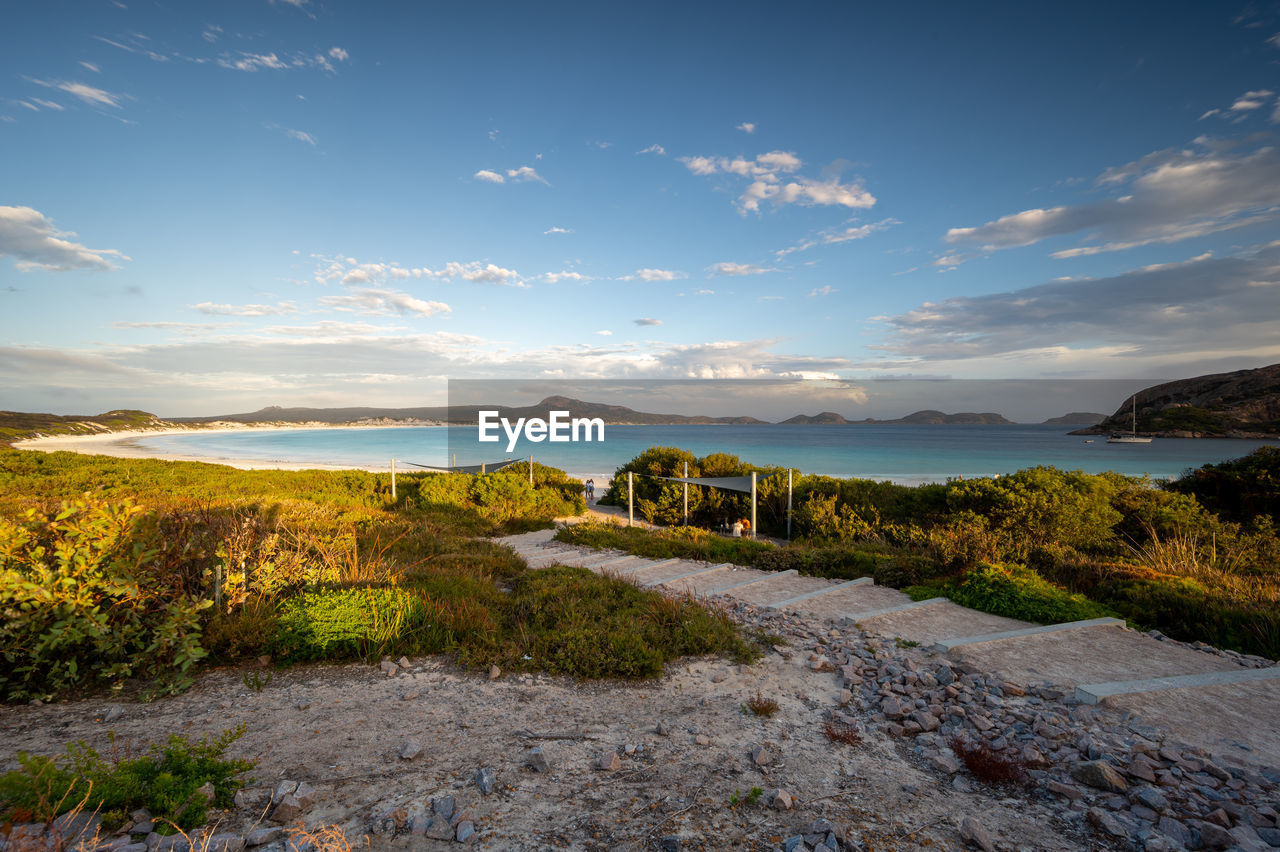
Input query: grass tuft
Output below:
<box><xmin>742</xmin><ymin>690</ymin><xmax>779</xmax><ymax>718</ymax></box>
<box><xmin>947</xmin><ymin>735</ymin><xmax>1030</xmax><ymax>787</ymax></box>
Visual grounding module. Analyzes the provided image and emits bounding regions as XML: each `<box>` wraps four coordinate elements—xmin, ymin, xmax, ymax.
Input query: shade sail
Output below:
<box><xmin>648</xmin><ymin>473</ymin><xmax>774</xmax><ymax>493</ymax></box>
<box><xmin>401</xmin><ymin>458</ymin><xmax>525</xmax><ymax>474</ymax></box>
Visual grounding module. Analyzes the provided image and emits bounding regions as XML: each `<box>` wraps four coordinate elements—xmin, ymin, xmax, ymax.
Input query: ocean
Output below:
<box><xmin>129</xmin><ymin>424</ymin><xmax>1276</xmax><ymax>485</ymax></box>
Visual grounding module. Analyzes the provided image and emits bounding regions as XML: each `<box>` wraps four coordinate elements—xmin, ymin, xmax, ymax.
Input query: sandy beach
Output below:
<box><xmin>13</xmin><ymin>424</ymin><xmax>608</xmax><ymax>485</ymax></box>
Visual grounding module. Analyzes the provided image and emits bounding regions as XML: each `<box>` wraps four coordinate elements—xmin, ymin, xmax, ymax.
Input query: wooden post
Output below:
<box><xmin>390</xmin><ymin>458</ymin><xmax>396</xmax><ymax>501</ymax></box>
<box><xmin>628</xmin><ymin>471</ymin><xmax>634</xmax><ymax>527</ymax></box>
<box><xmin>786</xmin><ymin>468</ymin><xmax>793</xmax><ymax>541</ymax></box>
<box><xmin>750</xmin><ymin>471</ymin><xmax>757</xmax><ymax>540</ymax></box>
<box><xmin>481</xmin><ymin>461</ymin><xmax>486</xmax><ymax>475</ymax></box>
<box><xmin>529</xmin><ymin>454</ymin><xmax>534</xmax><ymax>486</ymax></box>
<box><xmin>214</xmin><ymin>562</ymin><xmax>222</xmax><ymax>613</ymax></box>
<box><xmin>682</xmin><ymin>461</ymin><xmax>688</xmax><ymax>527</ymax></box>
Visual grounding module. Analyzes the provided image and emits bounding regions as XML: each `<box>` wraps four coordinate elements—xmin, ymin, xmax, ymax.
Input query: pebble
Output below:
<box><xmin>475</xmin><ymin>766</ymin><xmax>498</xmax><ymax>795</ymax></box>
<box><xmin>526</xmin><ymin>746</ymin><xmax>550</xmax><ymax>773</ymax></box>
<box><xmin>399</xmin><ymin>739</ymin><xmax>423</xmax><ymax>760</ymax></box>
<box><xmin>595</xmin><ymin>751</ymin><xmax>622</xmax><ymax>771</ymax></box>
<box><xmin>959</xmin><ymin>816</ymin><xmax>997</xmax><ymax>852</ymax></box>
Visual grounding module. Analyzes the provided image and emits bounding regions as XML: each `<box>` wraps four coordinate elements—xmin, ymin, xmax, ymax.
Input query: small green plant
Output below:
<box><xmin>0</xmin><ymin>727</ymin><xmax>254</xmax><ymax>830</ymax></box>
<box><xmin>893</xmin><ymin>637</ymin><xmax>920</xmax><ymax>648</ymax></box>
<box><xmin>742</xmin><ymin>690</ymin><xmax>779</xmax><ymax>717</ymax></box>
<box><xmin>729</xmin><ymin>786</ymin><xmax>763</xmax><ymax>808</ymax></box>
<box><xmin>242</xmin><ymin>670</ymin><xmax>272</xmax><ymax>692</ymax></box>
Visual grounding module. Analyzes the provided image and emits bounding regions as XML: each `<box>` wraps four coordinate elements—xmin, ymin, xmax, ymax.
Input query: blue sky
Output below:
<box><xmin>3</xmin><ymin>1</ymin><xmax>1280</xmax><ymax>417</ymax></box>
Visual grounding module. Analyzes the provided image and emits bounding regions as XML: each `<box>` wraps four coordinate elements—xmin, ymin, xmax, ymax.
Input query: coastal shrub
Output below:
<box><xmin>553</xmin><ymin>520</ymin><xmax>775</xmax><ymax>566</ymax></box>
<box><xmin>1165</xmin><ymin>446</ymin><xmax>1280</xmax><ymax>524</ymax></box>
<box><xmin>500</xmin><ymin>565</ymin><xmax>756</xmax><ymax>678</ymax></box>
<box><xmin>0</xmin><ymin>499</ymin><xmax>210</xmax><ymax>701</ymax></box>
<box><xmin>753</xmin><ymin>544</ymin><xmax>883</xmax><ymax>581</ymax></box>
<box><xmin>0</xmin><ymin>727</ymin><xmax>252</xmax><ymax>830</ymax></box>
<box><xmin>909</xmin><ymin>562</ymin><xmax>1117</xmax><ymax>626</ymax></box>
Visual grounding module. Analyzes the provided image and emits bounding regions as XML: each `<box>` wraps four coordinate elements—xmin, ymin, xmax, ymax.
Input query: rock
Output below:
<box><xmin>596</xmin><ymin>751</ymin><xmax>621</xmax><ymax>772</ymax></box>
<box><xmin>475</xmin><ymin>766</ymin><xmax>498</xmax><ymax>795</ymax></box>
<box><xmin>770</xmin><ymin>788</ymin><xmax>793</xmax><ymax>810</ymax></box>
<box><xmin>399</xmin><ymin>738</ymin><xmax>423</xmax><ymax>760</ymax></box>
<box><xmin>1255</xmin><ymin>826</ymin><xmax>1280</xmax><ymax>846</ymax></box>
<box><xmin>148</xmin><ymin>835</ymin><xmax>191</xmax><ymax>852</ymax></box>
<box><xmin>658</xmin><ymin>835</ymin><xmax>680</xmax><ymax>851</ymax></box>
<box><xmin>694</xmin><ymin>734</ymin><xmax>711</xmax><ymax>746</ymax></box>
<box><xmin>526</xmin><ymin>746</ymin><xmax>550</xmax><ymax>773</ymax></box>
<box><xmin>1131</xmin><ymin>785</ymin><xmax>1168</xmax><ymax>813</ymax></box>
<box><xmin>489</xmin><ymin>665</ymin><xmax>501</xmax><ymax>680</ymax></box>
<box><xmin>1087</xmin><ymin>807</ymin><xmax>1128</xmax><ymax>839</ymax></box>
<box><xmin>400</xmin><ymin>691</ymin><xmax>419</xmax><ymax>701</ymax></box>
<box><xmin>204</xmin><ymin>835</ymin><xmax>245</xmax><ymax>852</ymax></box>
<box><xmin>397</xmin><ymin>656</ymin><xmax>410</xmax><ymax>669</ymax></box>
<box><xmin>748</xmin><ymin>745</ymin><xmax>771</xmax><ymax>766</ymax></box>
<box><xmin>1196</xmin><ymin>820</ymin><xmax>1234</xmax><ymax>849</ymax></box>
<box><xmin>245</xmin><ymin>827</ymin><xmax>283</xmax><ymax>847</ymax></box>
<box><xmin>1229</xmin><ymin>825</ymin><xmax>1274</xmax><ymax>852</ymax></box>
<box><xmin>433</xmin><ymin>795</ymin><xmax>455</xmax><ymax>821</ymax></box>
<box><xmin>783</xmin><ymin>836</ymin><xmax>805</xmax><ymax>852</ymax></box>
<box><xmin>271</xmin><ymin>793</ymin><xmax>305</xmax><ymax>822</ymax></box>
<box><xmin>910</xmin><ymin>710</ymin><xmax>939</xmax><ymax>732</ymax></box>
<box><xmin>655</xmin><ymin>722</ymin><xmax>671</xmax><ymax>736</ymax></box>
<box><xmin>104</xmin><ymin>705</ymin><xmax>125</xmax><ymax>723</ymax></box>
<box><xmin>51</xmin><ymin>812</ymin><xmax>100</xmax><ymax>846</ymax></box>
<box><xmin>456</xmin><ymin>820</ymin><xmax>475</xmax><ymax>843</ymax></box>
<box><xmin>379</xmin><ymin>660</ymin><xmax>398</xmax><ymax>676</ymax></box>
<box><xmin>1157</xmin><ymin>816</ymin><xmax>1194</xmax><ymax>849</ymax></box>
<box><xmin>838</xmin><ymin>689</ymin><xmax>852</xmax><ymax>705</ymax></box>
<box><xmin>273</xmin><ymin>780</ymin><xmax>299</xmax><ymax>800</ymax></box>
<box><xmin>195</xmin><ymin>782</ymin><xmax>216</xmax><ymax>804</ymax></box>
<box><xmin>293</xmin><ymin>781</ymin><xmax>316</xmax><ymax>810</ymax></box>
<box><xmin>931</xmin><ymin>754</ymin><xmax>962</xmax><ymax>774</ymax></box>
<box><xmin>426</xmin><ymin>817</ymin><xmax>454</xmax><ymax>841</ymax></box>
<box><xmin>960</xmin><ymin>816</ymin><xmax>997</xmax><ymax>852</ymax></box>
<box><xmin>710</xmin><ymin>671</ymin><xmax>728</xmax><ymax>683</ymax></box>
<box><xmin>1071</xmin><ymin>760</ymin><xmax>1128</xmax><ymax>793</ymax></box>
<box><xmin>408</xmin><ymin>814</ymin><xmax>432</xmax><ymax>836</ymax></box>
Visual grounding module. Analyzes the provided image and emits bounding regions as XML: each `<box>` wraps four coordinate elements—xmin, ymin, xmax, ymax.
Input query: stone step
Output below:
<box><xmin>774</xmin><ymin>582</ymin><xmax>914</xmax><ymax>620</ymax></box>
<box><xmin>644</xmin><ymin>563</ymin><xmax>734</xmax><ymax>589</ymax></box>
<box><xmin>766</xmin><ymin>577</ymin><xmax>873</xmax><ymax>609</ymax></box>
<box><xmin>933</xmin><ymin>617</ymin><xmax>1126</xmax><ymax>653</ymax></box>
<box><xmin>1075</xmin><ymin>666</ymin><xmax>1280</xmax><ymax>704</ymax></box>
<box><xmin>707</xmin><ymin>569</ymin><xmax>798</xmax><ymax>597</ymax></box>
<box><xmin>853</xmin><ymin>600</ymin><xmax>1033</xmax><ymax>647</ymax></box>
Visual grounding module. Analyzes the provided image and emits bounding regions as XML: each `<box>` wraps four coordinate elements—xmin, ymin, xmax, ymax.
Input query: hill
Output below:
<box><xmin>1042</xmin><ymin>412</ymin><xmax>1107</xmax><ymax>425</ymax></box>
<box><xmin>0</xmin><ymin>409</ymin><xmax>170</xmax><ymax>445</ymax></box>
<box><xmin>1072</xmin><ymin>364</ymin><xmax>1280</xmax><ymax>438</ymax></box>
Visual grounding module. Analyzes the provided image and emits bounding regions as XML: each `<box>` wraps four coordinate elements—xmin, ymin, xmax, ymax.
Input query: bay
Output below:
<box><xmin>131</xmin><ymin>424</ymin><xmax>1275</xmax><ymax>485</ymax></box>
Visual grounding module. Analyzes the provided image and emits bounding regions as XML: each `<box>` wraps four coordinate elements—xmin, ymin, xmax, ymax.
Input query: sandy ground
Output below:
<box><xmin>0</xmin><ymin>644</ymin><xmax>1102</xmax><ymax>851</ymax></box>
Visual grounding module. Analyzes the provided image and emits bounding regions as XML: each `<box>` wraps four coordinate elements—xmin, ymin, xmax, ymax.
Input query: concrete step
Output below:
<box><xmin>853</xmin><ymin>600</ymin><xmax>1033</xmax><ymax>647</ymax></box>
<box><xmin>776</xmin><ymin>582</ymin><xmax>913</xmax><ymax>621</ymax></box>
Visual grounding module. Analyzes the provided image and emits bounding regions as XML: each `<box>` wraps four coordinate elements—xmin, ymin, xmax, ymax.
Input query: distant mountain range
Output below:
<box><xmin>1041</xmin><ymin>412</ymin><xmax>1108</xmax><ymax>425</ymax></box>
<box><xmin>781</xmin><ymin>410</ymin><xmax>1015</xmax><ymax>425</ymax></box>
<box><xmin>1072</xmin><ymin>363</ymin><xmax>1280</xmax><ymax>438</ymax></box>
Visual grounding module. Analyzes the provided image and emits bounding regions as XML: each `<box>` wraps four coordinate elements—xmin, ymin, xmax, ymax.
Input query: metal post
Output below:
<box><xmin>481</xmin><ymin>461</ymin><xmax>486</xmax><ymax>475</ymax></box>
<box><xmin>682</xmin><ymin>461</ymin><xmax>688</xmax><ymax>526</ymax></box>
<box><xmin>628</xmin><ymin>471</ymin><xmax>634</xmax><ymax>527</ymax></box>
<box><xmin>786</xmin><ymin>468</ymin><xmax>793</xmax><ymax>541</ymax></box>
<box><xmin>391</xmin><ymin>458</ymin><xmax>396</xmax><ymax>501</ymax></box>
<box><xmin>750</xmin><ymin>471</ymin><xmax>757</xmax><ymax>540</ymax></box>
<box><xmin>529</xmin><ymin>454</ymin><xmax>534</xmax><ymax>486</ymax></box>
<box><xmin>452</xmin><ymin>452</ymin><xmax>456</xmax><ymax>468</ymax></box>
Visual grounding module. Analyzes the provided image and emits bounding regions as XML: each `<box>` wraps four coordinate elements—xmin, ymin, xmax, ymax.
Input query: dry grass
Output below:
<box><xmin>1127</xmin><ymin>524</ymin><xmax>1280</xmax><ymax>608</ymax></box>
<box><xmin>821</xmin><ymin>720</ymin><xmax>863</xmax><ymax>746</ymax></box>
<box><xmin>286</xmin><ymin>822</ymin><xmax>369</xmax><ymax>851</ymax></box>
<box><xmin>742</xmin><ymin>690</ymin><xmax>779</xmax><ymax>718</ymax></box>
<box><xmin>947</xmin><ymin>735</ymin><xmax>1030</xmax><ymax>787</ymax></box>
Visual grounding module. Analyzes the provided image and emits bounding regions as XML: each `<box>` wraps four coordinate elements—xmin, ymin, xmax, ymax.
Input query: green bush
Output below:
<box><xmin>501</xmin><ymin>565</ymin><xmax>756</xmax><ymax>678</ymax></box>
<box><xmin>754</xmin><ymin>544</ymin><xmax>881</xmax><ymax>581</ymax></box>
<box><xmin>0</xmin><ymin>499</ymin><xmax>210</xmax><ymax>701</ymax></box>
<box><xmin>553</xmin><ymin>521</ymin><xmax>775</xmax><ymax>566</ymax></box>
<box><xmin>0</xmin><ymin>727</ymin><xmax>252</xmax><ymax>830</ymax></box>
<box><xmin>1166</xmin><ymin>446</ymin><xmax>1280</xmax><ymax>524</ymax></box>
<box><xmin>910</xmin><ymin>562</ymin><xmax>1118</xmax><ymax>625</ymax></box>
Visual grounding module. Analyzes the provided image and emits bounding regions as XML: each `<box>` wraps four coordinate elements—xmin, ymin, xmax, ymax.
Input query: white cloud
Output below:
<box><xmin>506</xmin><ymin>165</ymin><xmax>547</xmax><ymax>184</ymax></box>
<box><xmin>328</xmin><ymin>46</ymin><xmax>349</xmax><ymax>62</ymax></box>
<box><xmin>30</xmin><ymin>78</ymin><xmax>123</xmax><ymax>109</ymax></box>
<box><xmin>474</xmin><ymin>169</ymin><xmax>505</xmax><ymax>183</ymax></box>
<box><xmin>32</xmin><ymin>98</ymin><xmax>63</xmax><ymax>111</ymax></box>
<box><xmin>695</xmin><ymin>289</ymin><xmax>714</xmax><ymax>295</ymax></box>
<box><xmin>312</xmin><ymin>255</ymin><xmax>527</xmax><ymax>289</ymax></box>
<box><xmin>637</xmin><ymin>144</ymin><xmax>666</xmax><ymax>155</ymax></box>
<box><xmin>193</xmin><ymin>301</ymin><xmax>297</xmax><ymax>317</ymax></box>
<box><xmin>736</xmin><ymin>122</ymin><xmax>756</xmax><ymax>134</ymax></box>
<box><xmin>707</xmin><ymin>262</ymin><xmax>773</xmax><ymax>276</ymax></box>
<box><xmin>776</xmin><ymin>218</ymin><xmax>898</xmax><ymax>257</ymax></box>
<box><xmin>433</xmin><ymin>260</ymin><xmax>524</xmax><ymax>286</ymax></box>
<box><xmin>634</xmin><ymin>318</ymin><xmax>663</xmax><ymax>326</ymax></box>
<box><xmin>217</xmin><ymin>52</ymin><xmax>288</xmax><ymax>72</ymax></box>
<box><xmin>680</xmin><ymin>150</ymin><xmax>875</xmax><ymax>214</ymax></box>
<box><xmin>79</xmin><ymin>61</ymin><xmax>99</xmax><ymax>73</ymax></box>
<box><xmin>284</xmin><ymin>128</ymin><xmax>316</xmax><ymax>146</ymax></box>
<box><xmin>808</xmin><ymin>285</ymin><xmax>837</xmax><ymax>297</ymax></box>
<box><xmin>946</xmin><ymin>140</ymin><xmax>1280</xmax><ymax>257</ymax></box>
<box><xmin>624</xmin><ymin>268</ymin><xmax>686</xmax><ymax>282</ymax></box>
<box><xmin>1201</xmin><ymin>89</ymin><xmax>1275</xmax><ymax>122</ymax></box>
<box><xmin>544</xmin><ymin>226</ymin><xmax>573</xmax><ymax>234</ymax></box>
<box><xmin>876</xmin><ymin>243</ymin><xmax>1280</xmax><ymax>363</ymax></box>
<box><xmin>0</xmin><ymin>206</ymin><xmax>130</xmax><ymax>271</ymax></box>
<box><xmin>542</xmin><ymin>271</ymin><xmax>589</xmax><ymax>283</ymax></box>
<box><xmin>594</xmin><ymin>329</ymin><xmax>613</xmax><ymax>336</ymax></box>
<box><xmin>318</xmin><ymin>287</ymin><xmax>450</xmax><ymax>317</ymax></box>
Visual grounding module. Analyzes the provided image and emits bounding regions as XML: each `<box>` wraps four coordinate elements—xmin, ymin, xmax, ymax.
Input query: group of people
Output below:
<box><xmin>584</xmin><ymin>478</ymin><xmax>595</xmax><ymax>501</ymax></box>
<box><xmin>729</xmin><ymin>517</ymin><xmax>752</xmax><ymax>538</ymax></box>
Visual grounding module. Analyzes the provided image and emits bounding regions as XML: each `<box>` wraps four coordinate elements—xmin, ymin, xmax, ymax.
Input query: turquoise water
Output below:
<box><xmin>131</xmin><ymin>424</ymin><xmax>1275</xmax><ymax>484</ymax></box>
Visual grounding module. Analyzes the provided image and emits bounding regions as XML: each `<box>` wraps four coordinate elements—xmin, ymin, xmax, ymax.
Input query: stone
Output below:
<box><xmin>655</xmin><ymin>722</ymin><xmax>671</xmax><ymax>736</ymax></box>
<box><xmin>51</xmin><ymin>812</ymin><xmax>100</xmax><ymax>847</ymax></box>
<box><xmin>838</xmin><ymin>689</ymin><xmax>852</xmax><ymax>705</ymax></box>
<box><xmin>1255</xmin><ymin>826</ymin><xmax>1280</xmax><ymax>847</ymax></box>
<box><xmin>748</xmin><ymin>745</ymin><xmax>771</xmax><ymax>766</ymax></box>
<box><xmin>293</xmin><ymin>781</ymin><xmax>316</xmax><ymax>810</ymax></box>
<box><xmin>710</xmin><ymin>671</ymin><xmax>728</xmax><ymax>683</ymax></box>
<box><xmin>526</xmin><ymin>746</ymin><xmax>550</xmax><ymax>773</ymax></box>
<box><xmin>1071</xmin><ymin>760</ymin><xmax>1128</xmax><ymax>793</ymax></box>
<box><xmin>659</xmin><ymin>835</ymin><xmax>680</xmax><ymax>852</ymax></box>
<box><xmin>1229</xmin><ymin>826</ymin><xmax>1274</xmax><ymax>852</ymax></box>
<box><xmin>204</xmin><ymin>835</ymin><xmax>246</xmax><ymax>852</ymax></box>
<box><xmin>783</xmin><ymin>836</ymin><xmax>805</xmax><ymax>852</ymax></box>
<box><xmin>596</xmin><ymin>751</ymin><xmax>621</xmax><ymax>772</ymax></box>
<box><xmin>1131</xmin><ymin>785</ymin><xmax>1168</xmax><ymax>813</ymax></box>
<box><xmin>271</xmin><ymin>794</ymin><xmax>304</xmax><ymax>822</ymax></box>
<box><xmin>1194</xmin><ymin>819</ymin><xmax>1232</xmax><ymax>849</ymax></box>
<box><xmin>104</xmin><ymin>705</ymin><xmax>125</xmax><ymax>723</ymax></box>
<box><xmin>489</xmin><ymin>665</ymin><xmax>501</xmax><ymax>680</ymax></box>
<box><xmin>1087</xmin><ymin>807</ymin><xmax>1128</xmax><ymax>839</ymax></box>
<box><xmin>426</xmin><ymin>817</ymin><xmax>454</xmax><ymax>841</ymax></box>
<box><xmin>475</xmin><ymin>766</ymin><xmax>498</xmax><ymax>795</ymax></box>
<box><xmin>932</xmin><ymin>754</ymin><xmax>962</xmax><ymax>774</ymax></box>
<box><xmin>408</xmin><ymin>814</ymin><xmax>432</xmax><ymax>836</ymax></box>
<box><xmin>245</xmin><ymin>827</ymin><xmax>283</xmax><ymax>847</ymax></box>
<box><xmin>397</xmin><ymin>656</ymin><xmax>410</xmax><ymax>669</ymax></box>
<box><xmin>960</xmin><ymin>817</ymin><xmax>997</xmax><ymax>852</ymax></box>
<box><xmin>1157</xmin><ymin>816</ymin><xmax>1194</xmax><ymax>849</ymax></box>
<box><xmin>379</xmin><ymin>660</ymin><xmax>398</xmax><ymax>676</ymax></box>
<box><xmin>433</xmin><ymin>795</ymin><xmax>456</xmax><ymax>821</ymax></box>
<box><xmin>771</xmin><ymin>788</ymin><xmax>793</xmax><ymax>810</ymax></box>
<box><xmin>194</xmin><ymin>782</ymin><xmax>216</xmax><ymax>804</ymax></box>
<box><xmin>910</xmin><ymin>710</ymin><xmax>940</xmax><ymax>732</ymax></box>
<box><xmin>148</xmin><ymin>835</ymin><xmax>191</xmax><ymax>852</ymax></box>
<box><xmin>694</xmin><ymin>734</ymin><xmax>711</xmax><ymax>746</ymax></box>
<box><xmin>455</xmin><ymin>820</ymin><xmax>475</xmax><ymax>843</ymax></box>
<box><xmin>399</xmin><ymin>738</ymin><xmax>423</xmax><ymax>760</ymax></box>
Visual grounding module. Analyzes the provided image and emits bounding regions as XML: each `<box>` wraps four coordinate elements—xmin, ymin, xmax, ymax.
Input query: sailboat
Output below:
<box><xmin>1107</xmin><ymin>396</ymin><xmax>1153</xmax><ymax>444</ymax></box>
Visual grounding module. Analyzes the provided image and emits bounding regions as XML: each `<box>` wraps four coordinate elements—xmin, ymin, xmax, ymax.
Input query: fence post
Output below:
<box><xmin>750</xmin><ymin>471</ymin><xmax>757</xmax><ymax>540</ymax></box>
<box><xmin>390</xmin><ymin>458</ymin><xmax>396</xmax><ymax>501</ymax></box>
<box><xmin>529</xmin><ymin>454</ymin><xmax>534</xmax><ymax>486</ymax></box>
<box><xmin>628</xmin><ymin>471</ymin><xmax>634</xmax><ymax>527</ymax></box>
<box><xmin>683</xmin><ymin>461</ymin><xmax>688</xmax><ymax>526</ymax></box>
<box><xmin>786</xmin><ymin>468</ymin><xmax>793</xmax><ymax>541</ymax></box>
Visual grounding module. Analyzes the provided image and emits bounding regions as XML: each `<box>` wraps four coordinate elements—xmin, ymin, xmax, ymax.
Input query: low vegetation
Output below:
<box><xmin>947</xmin><ymin>735</ymin><xmax>1031</xmax><ymax>788</ymax></box>
<box><xmin>0</xmin><ymin>447</ymin><xmax>763</xmax><ymax>702</ymax></box>
<box><xmin>585</xmin><ymin>446</ymin><xmax>1280</xmax><ymax>659</ymax></box>
<box><xmin>742</xmin><ymin>690</ymin><xmax>779</xmax><ymax>718</ymax></box>
<box><xmin>0</xmin><ymin>727</ymin><xmax>253</xmax><ymax>830</ymax></box>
